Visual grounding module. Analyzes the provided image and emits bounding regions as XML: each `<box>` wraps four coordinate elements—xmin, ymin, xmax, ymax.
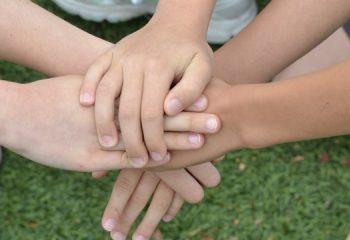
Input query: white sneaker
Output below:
<box><xmin>53</xmin><ymin>0</ymin><xmax>257</xmax><ymax>43</ymax></box>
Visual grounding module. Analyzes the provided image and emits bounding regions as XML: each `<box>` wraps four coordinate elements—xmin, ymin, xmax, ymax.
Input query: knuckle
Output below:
<box><xmin>119</xmin><ymin>108</ymin><xmax>135</xmax><ymax>121</ymax></box>
<box><xmin>116</xmin><ymin>175</ymin><xmax>135</xmax><ymax>195</ymax></box>
<box><xmin>132</xmin><ymin>191</ymin><xmax>148</xmax><ymax>205</ymax></box>
<box><xmin>145</xmin><ymin>58</ymin><xmax>166</xmax><ymax>73</ymax></box>
<box><xmin>96</xmin><ymin>81</ymin><xmax>112</xmax><ymax>97</ymax></box>
<box><xmin>141</xmin><ymin>110</ymin><xmax>160</xmax><ymax>123</ymax></box>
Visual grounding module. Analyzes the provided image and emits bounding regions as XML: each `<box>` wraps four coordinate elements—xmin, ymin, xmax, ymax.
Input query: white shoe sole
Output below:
<box><xmin>207</xmin><ymin>0</ymin><xmax>257</xmax><ymax>44</ymax></box>
<box><xmin>53</xmin><ymin>0</ymin><xmax>155</xmax><ymax>23</ymax></box>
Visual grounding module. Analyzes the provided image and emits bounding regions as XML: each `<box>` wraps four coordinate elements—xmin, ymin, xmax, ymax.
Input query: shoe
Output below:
<box><xmin>53</xmin><ymin>0</ymin><xmax>156</xmax><ymax>23</ymax></box>
<box><xmin>53</xmin><ymin>0</ymin><xmax>257</xmax><ymax>44</ymax></box>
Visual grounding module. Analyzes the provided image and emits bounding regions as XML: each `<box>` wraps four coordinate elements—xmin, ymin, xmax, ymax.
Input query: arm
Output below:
<box><xmin>161</xmin><ymin>60</ymin><xmax>350</xmax><ymax>169</ymax></box>
<box><xmin>214</xmin><ymin>0</ymin><xmax>350</xmax><ymax>84</ymax></box>
<box><xmin>151</xmin><ymin>0</ymin><xmax>216</xmax><ymax>39</ymax></box>
<box><xmin>0</xmin><ymin>0</ymin><xmax>112</xmax><ymax>76</ymax></box>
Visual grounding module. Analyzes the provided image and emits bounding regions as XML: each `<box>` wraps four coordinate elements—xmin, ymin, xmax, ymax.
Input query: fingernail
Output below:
<box><xmin>129</xmin><ymin>158</ymin><xmax>146</xmax><ymax>168</ymax></box>
<box><xmin>162</xmin><ymin>214</ymin><xmax>173</xmax><ymax>222</ymax></box>
<box><xmin>206</xmin><ymin>118</ymin><xmax>218</xmax><ymax>132</ymax></box>
<box><xmin>103</xmin><ymin>219</ymin><xmax>116</xmax><ymax>232</ymax></box>
<box><xmin>188</xmin><ymin>134</ymin><xmax>202</xmax><ymax>144</ymax></box>
<box><xmin>167</xmin><ymin>98</ymin><xmax>183</xmax><ymax>114</ymax></box>
<box><xmin>150</xmin><ymin>152</ymin><xmax>163</xmax><ymax>162</ymax></box>
<box><xmin>134</xmin><ymin>235</ymin><xmax>147</xmax><ymax>240</ymax></box>
<box><xmin>111</xmin><ymin>232</ymin><xmax>126</xmax><ymax>240</ymax></box>
<box><xmin>80</xmin><ymin>93</ymin><xmax>93</xmax><ymax>103</ymax></box>
<box><xmin>101</xmin><ymin>135</ymin><xmax>115</xmax><ymax>147</ymax></box>
<box><xmin>193</xmin><ymin>95</ymin><xmax>207</xmax><ymax>109</ymax></box>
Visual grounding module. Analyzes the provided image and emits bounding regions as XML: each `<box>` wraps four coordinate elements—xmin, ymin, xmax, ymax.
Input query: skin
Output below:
<box><xmin>0</xmin><ymin>2</ymin><xmax>221</xmax><ymax>238</ymax></box>
<box><xmin>79</xmin><ymin>0</ymin><xmax>217</xmax><ymax>168</ymax></box>
<box><xmin>1</xmin><ymin>0</ymin><xmax>350</xmax><ymax>239</ymax></box>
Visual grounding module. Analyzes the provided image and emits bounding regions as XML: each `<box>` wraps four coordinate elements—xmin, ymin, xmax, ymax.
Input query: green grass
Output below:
<box><xmin>1</xmin><ymin>1</ymin><xmax>350</xmax><ymax>239</ymax></box>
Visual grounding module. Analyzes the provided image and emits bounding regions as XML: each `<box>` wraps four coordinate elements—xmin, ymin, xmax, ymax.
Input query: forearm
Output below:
<box><xmin>160</xmin><ymin>60</ymin><xmax>350</xmax><ymax>169</ymax></box>
<box><xmin>151</xmin><ymin>0</ymin><xmax>216</xmax><ymax>38</ymax></box>
<box><xmin>0</xmin><ymin>0</ymin><xmax>112</xmax><ymax>76</ymax></box>
<box><xmin>214</xmin><ymin>0</ymin><xmax>350</xmax><ymax>84</ymax></box>
<box><xmin>234</xmin><ymin>59</ymin><xmax>350</xmax><ymax>148</ymax></box>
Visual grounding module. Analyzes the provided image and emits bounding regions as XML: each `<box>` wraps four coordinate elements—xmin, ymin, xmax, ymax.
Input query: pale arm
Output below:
<box><xmin>0</xmin><ymin>0</ymin><xmax>112</xmax><ymax>76</ymax></box>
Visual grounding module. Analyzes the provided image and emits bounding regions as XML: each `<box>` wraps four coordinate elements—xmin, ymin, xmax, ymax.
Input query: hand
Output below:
<box><xmin>79</xmin><ymin>19</ymin><xmax>213</xmax><ymax>168</ymax></box>
<box><xmin>101</xmin><ymin>162</ymin><xmax>220</xmax><ymax>240</ymax></box>
<box><xmin>0</xmin><ymin>76</ymin><xmax>220</xmax><ymax>172</ymax></box>
<box><xmin>151</xmin><ymin>78</ymin><xmax>249</xmax><ymax>170</ymax></box>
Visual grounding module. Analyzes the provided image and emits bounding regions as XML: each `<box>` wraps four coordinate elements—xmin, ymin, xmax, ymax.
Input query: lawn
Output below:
<box><xmin>1</xmin><ymin>1</ymin><xmax>350</xmax><ymax>239</ymax></box>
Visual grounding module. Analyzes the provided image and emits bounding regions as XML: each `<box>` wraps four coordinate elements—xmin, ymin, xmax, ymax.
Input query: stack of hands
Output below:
<box><xmin>1</xmin><ymin>1</ymin><xmax>233</xmax><ymax>239</ymax></box>
<box><xmin>2</xmin><ymin>0</ymin><xmax>350</xmax><ymax>239</ymax></box>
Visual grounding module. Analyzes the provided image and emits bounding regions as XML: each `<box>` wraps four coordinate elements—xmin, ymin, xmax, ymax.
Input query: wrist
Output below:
<box><xmin>149</xmin><ymin>0</ymin><xmax>215</xmax><ymax>39</ymax></box>
<box><xmin>223</xmin><ymin>83</ymin><xmax>289</xmax><ymax>150</ymax></box>
<box><xmin>0</xmin><ymin>80</ymin><xmax>24</xmax><ymax>146</ymax></box>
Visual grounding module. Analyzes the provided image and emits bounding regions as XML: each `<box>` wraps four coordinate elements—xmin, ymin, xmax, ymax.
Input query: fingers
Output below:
<box><xmin>164</xmin><ymin>112</ymin><xmax>220</xmax><ymax>134</ymax></box>
<box><xmin>80</xmin><ymin>51</ymin><xmax>113</xmax><ymax>106</ymax></box>
<box><xmin>132</xmin><ymin>182</ymin><xmax>174</xmax><ymax>240</ymax></box>
<box><xmin>94</xmin><ymin>64</ymin><xmax>123</xmax><ymax>148</ymax></box>
<box><xmin>102</xmin><ymin>169</ymin><xmax>143</xmax><ymax>232</ymax></box>
<box><xmin>165</xmin><ymin>53</ymin><xmax>212</xmax><ymax>116</ymax></box>
<box><xmin>86</xmin><ymin>150</ymin><xmax>131</xmax><ymax>171</ymax></box>
<box><xmin>118</xmin><ymin>65</ymin><xmax>149</xmax><ymax>168</ymax></box>
<box><xmin>187</xmin><ymin>162</ymin><xmax>221</xmax><ymax>188</ymax></box>
<box><xmin>162</xmin><ymin>194</ymin><xmax>184</xmax><ymax>222</ymax></box>
<box><xmin>141</xmin><ymin>65</ymin><xmax>173</xmax><ymax>162</ymax></box>
<box><xmin>186</xmin><ymin>95</ymin><xmax>208</xmax><ymax>112</ymax></box>
<box><xmin>91</xmin><ymin>171</ymin><xmax>109</xmax><ymax>179</ymax></box>
<box><xmin>155</xmin><ymin>169</ymin><xmax>204</xmax><ymax>204</ymax></box>
<box><xmin>110</xmin><ymin>172</ymin><xmax>160</xmax><ymax>240</ymax></box>
<box><xmin>212</xmin><ymin>155</ymin><xmax>225</xmax><ymax>165</ymax></box>
<box><xmin>113</xmin><ymin>132</ymin><xmax>204</xmax><ymax>151</ymax></box>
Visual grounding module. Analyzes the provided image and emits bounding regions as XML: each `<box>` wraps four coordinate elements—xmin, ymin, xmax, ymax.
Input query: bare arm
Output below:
<box><xmin>0</xmin><ymin>0</ymin><xmax>112</xmax><ymax>76</ymax></box>
<box><xmin>161</xmin><ymin>60</ymin><xmax>350</xmax><ymax>168</ymax></box>
<box><xmin>214</xmin><ymin>0</ymin><xmax>350</xmax><ymax>84</ymax></box>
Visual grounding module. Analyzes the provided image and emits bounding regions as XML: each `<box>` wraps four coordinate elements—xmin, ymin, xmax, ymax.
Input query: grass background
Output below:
<box><xmin>1</xmin><ymin>0</ymin><xmax>350</xmax><ymax>239</ymax></box>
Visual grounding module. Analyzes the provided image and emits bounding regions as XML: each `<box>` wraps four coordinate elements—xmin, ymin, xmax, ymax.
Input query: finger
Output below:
<box><xmin>212</xmin><ymin>155</ymin><xmax>225</xmax><ymax>165</ymax></box>
<box><xmin>165</xmin><ymin>53</ymin><xmax>212</xmax><ymax>116</ymax></box>
<box><xmin>162</xmin><ymin>194</ymin><xmax>184</xmax><ymax>222</ymax></box>
<box><xmin>155</xmin><ymin>170</ymin><xmax>204</xmax><ymax>204</ymax></box>
<box><xmin>142</xmin><ymin>65</ymin><xmax>173</xmax><ymax>162</ymax></box>
<box><xmin>119</xmin><ymin>65</ymin><xmax>149</xmax><ymax>168</ymax></box>
<box><xmin>91</xmin><ymin>171</ymin><xmax>109</xmax><ymax>179</ymax></box>
<box><xmin>164</xmin><ymin>112</ymin><xmax>220</xmax><ymax>134</ymax></box>
<box><xmin>110</xmin><ymin>172</ymin><xmax>160</xmax><ymax>239</ymax></box>
<box><xmin>102</xmin><ymin>169</ymin><xmax>143</xmax><ymax>232</ymax></box>
<box><xmin>86</xmin><ymin>150</ymin><xmax>132</xmax><ymax>171</ymax></box>
<box><xmin>113</xmin><ymin>132</ymin><xmax>204</xmax><ymax>151</ymax></box>
<box><xmin>185</xmin><ymin>95</ymin><xmax>208</xmax><ymax>112</ymax></box>
<box><xmin>80</xmin><ymin>51</ymin><xmax>113</xmax><ymax>106</ymax></box>
<box><xmin>95</xmin><ymin>65</ymin><xmax>123</xmax><ymax>148</ymax></box>
<box><xmin>132</xmin><ymin>182</ymin><xmax>174</xmax><ymax>240</ymax></box>
<box><xmin>187</xmin><ymin>162</ymin><xmax>221</xmax><ymax>188</ymax></box>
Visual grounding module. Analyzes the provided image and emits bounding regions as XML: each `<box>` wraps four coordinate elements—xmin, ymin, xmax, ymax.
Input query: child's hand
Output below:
<box><xmin>101</xmin><ymin>162</ymin><xmax>220</xmax><ymax>239</ymax></box>
<box><xmin>80</xmin><ymin>20</ymin><xmax>213</xmax><ymax>168</ymax></box>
